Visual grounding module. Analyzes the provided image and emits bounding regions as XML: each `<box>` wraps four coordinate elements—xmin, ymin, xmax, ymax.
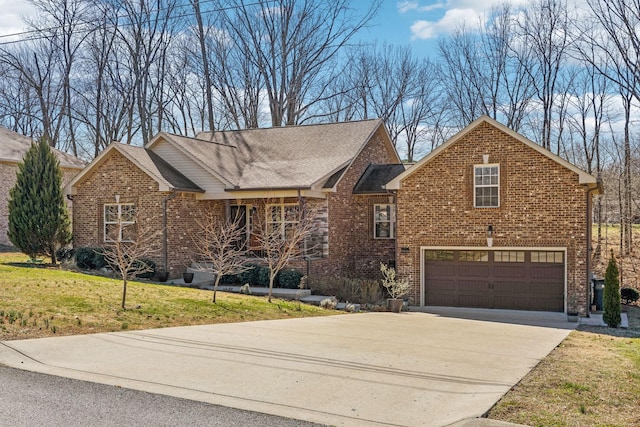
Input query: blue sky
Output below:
<box><xmin>0</xmin><ymin>0</ymin><xmax>514</xmax><ymax>56</ymax></box>
<box><xmin>356</xmin><ymin>0</ymin><xmax>531</xmax><ymax>58</ymax></box>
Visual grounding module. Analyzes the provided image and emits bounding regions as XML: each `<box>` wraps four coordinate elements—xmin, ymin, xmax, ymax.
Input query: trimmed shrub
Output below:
<box><xmin>220</xmin><ymin>273</ymin><xmax>237</xmax><ymax>284</ymax></box>
<box><xmin>621</xmin><ymin>287</ymin><xmax>640</xmax><ymax>304</ymax></box>
<box><xmin>75</xmin><ymin>247</ymin><xmax>106</xmax><ymax>270</ymax></box>
<box><xmin>55</xmin><ymin>247</ymin><xmax>75</xmax><ymax>262</ymax></box>
<box><xmin>603</xmin><ymin>251</ymin><xmax>621</xmax><ymax>328</ymax></box>
<box><xmin>257</xmin><ymin>265</ymin><xmax>272</xmax><ymax>287</ymax></box>
<box><xmin>133</xmin><ymin>258</ymin><xmax>156</xmax><ymax>279</ymax></box>
<box><xmin>237</xmin><ymin>264</ymin><xmax>259</xmax><ymax>285</ymax></box>
<box><xmin>278</xmin><ymin>269</ymin><xmax>303</xmax><ymax>289</ymax></box>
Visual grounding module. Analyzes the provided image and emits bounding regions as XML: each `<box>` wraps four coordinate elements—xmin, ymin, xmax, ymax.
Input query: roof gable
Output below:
<box><xmin>66</xmin><ymin>142</ymin><xmax>202</xmax><ymax>195</ymax></box>
<box><xmin>386</xmin><ymin>115</ymin><xmax>599</xmax><ymax>191</ymax></box>
<box><xmin>148</xmin><ymin>120</ymin><xmax>400</xmax><ymax>191</ymax></box>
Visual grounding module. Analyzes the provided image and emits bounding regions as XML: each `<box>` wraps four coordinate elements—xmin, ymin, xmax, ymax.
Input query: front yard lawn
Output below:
<box><xmin>0</xmin><ymin>252</ymin><xmax>335</xmax><ymax>341</ymax></box>
<box><xmin>488</xmin><ymin>305</ymin><xmax>640</xmax><ymax>426</ymax></box>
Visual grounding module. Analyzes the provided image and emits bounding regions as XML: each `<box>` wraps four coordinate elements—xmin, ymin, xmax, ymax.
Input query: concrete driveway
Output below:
<box><xmin>0</xmin><ymin>310</ymin><xmax>574</xmax><ymax>426</ymax></box>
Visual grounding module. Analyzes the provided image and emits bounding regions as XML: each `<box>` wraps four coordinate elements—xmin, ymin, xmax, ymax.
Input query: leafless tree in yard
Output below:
<box><xmin>514</xmin><ymin>0</ymin><xmax>572</xmax><ymax>152</ymax></box>
<box><xmin>253</xmin><ymin>200</ymin><xmax>319</xmax><ymax>303</ymax></box>
<box><xmin>582</xmin><ymin>0</ymin><xmax>640</xmax><ymax>256</ymax></box>
<box><xmin>218</xmin><ymin>0</ymin><xmax>381</xmax><ymax>127</ymax></box>
<box><xmin>192</xmin><ymin>212</ymin><xmax>249</xmax><ymax>303</ymax></box>
<box><xmin>113</xmin><ymin>0</ymin><xmax>178</xmax><ymax>144</ymax></box>
<box><xmin>27</xmin><ymin>0</ymin><xmax>92</xmax><ymax>156</ymax></box>
<box><xmin>0</xmin><ymin>41</ymin><xmax>64</xmax><ymax>147</ymax></box>
<box><xmin>102</xmin><ymin>208</ymin><xmax>161</xmax><ymax>310</ymax></box>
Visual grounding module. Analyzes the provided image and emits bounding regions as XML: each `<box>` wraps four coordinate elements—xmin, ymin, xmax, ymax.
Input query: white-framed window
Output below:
<box><xmin>474</xmin><ymin>164</ymin><xmax>500</xmax><ymax>207</ymax></box>
<box><xmin>374</xmin><ymin>204</ymin><xmax>395</xmax><ymax>239</ymax></box>
<box><xmin>104</xmin><ymin>203</ymin><xmax>136</xmax><ymax>242</ymax></box>
<box><xmin>266</xmin><ymin>203</ymin><xmax>300</xmax><ymax>240</ymax></box>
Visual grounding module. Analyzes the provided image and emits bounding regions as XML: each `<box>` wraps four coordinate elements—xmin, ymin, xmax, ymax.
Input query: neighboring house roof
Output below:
<box><xmin>353</xmin><ymin>164</ymin><xmax>408</xmax><ymax>194</ymax></box>
<box><xmin>386</xmin><ymin>115</ymin><xmax>601</xmax><ymax>192</ymax></box>
<box><xmin>0</xmin><ymin>126</ymin><xmax>85</xmax><ymax>169</ymax></box>
<box><xmin>66</xmin><ymin>143</ymin><xmax>203</xmax><ymax>194</ymax></box>
<box><xmin>148</xmin><ymin>119</ymin><xmax>399</xmax><ymax>191</ymax></box>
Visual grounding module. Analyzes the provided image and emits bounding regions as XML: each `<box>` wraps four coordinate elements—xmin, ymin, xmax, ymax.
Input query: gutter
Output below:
<box><xmin>225</xmin><ymin>185</ymin><xmax>312</xmax><ymax>192</ymax></box>
<box><xmin>162</xmin><ymin>191</ymin><xmax>178</xmax><ymax>274</ymax></box>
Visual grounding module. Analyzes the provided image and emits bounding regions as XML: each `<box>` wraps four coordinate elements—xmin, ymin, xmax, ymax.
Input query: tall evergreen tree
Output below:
<box><xmin>8</xmin><ymin>138</ymin><xmax>71</xmax><ymax>264</ymax></box>
<box><xmin>603</xmin><ymin>250</ymin><xmax>621</xmax><ymax>328</ymax></box>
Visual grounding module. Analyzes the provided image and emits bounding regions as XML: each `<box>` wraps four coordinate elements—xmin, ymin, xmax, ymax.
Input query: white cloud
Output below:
<box><xmin>410</xmin><ymin>8</ymin><xmax>477</xmax><ymax>40</ymax></box>
<box><xmin>403</xmin><ymin>0</ymin><xmax>531</xmax><ymax>40</ymax></box>
<box><xmin>0</xmin><ymin>0</ymin><xmax>37</xmax><ymax>38</ymax></box>
<box><xmin>398</xmin><ymin>1</ymin><xmax>446</xmax><ymax>13</ymax></box>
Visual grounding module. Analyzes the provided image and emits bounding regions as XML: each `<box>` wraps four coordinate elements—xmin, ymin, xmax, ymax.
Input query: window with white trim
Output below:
<box><xmin>266</xmin><ymin>203</ymin><xmax>299</xmax><ymax>240</ymax></box>
<box><xmin>474</xmin><ymin>164</ymin><xmax>500</xmax><ymax>207</ymax></box>
<box><xmin>104</xmin><ymin>203</ymin><xmax>136</xmax><ymax>242</ymax></box>
<box><xmin>374</xmin><ymin>204</ymin><xmax>395</xmax><ymax>239</ymax></box>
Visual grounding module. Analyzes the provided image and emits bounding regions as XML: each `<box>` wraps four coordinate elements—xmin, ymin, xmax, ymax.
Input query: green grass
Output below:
<box><xmin>488</xmin><ymin>317</ymin><xmax>640</xmax><ymax>427</ymax></box>
<box><xmin>0</xmin><ymin>252</ymin><xmax>336</xmax><ymax>340</ymax></box>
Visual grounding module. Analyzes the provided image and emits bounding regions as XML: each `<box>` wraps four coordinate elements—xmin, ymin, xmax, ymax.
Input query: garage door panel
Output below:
<box><xmin>424</xmin><ymin>250</ymin><xmax>564</xmax><ymax>312</ymax></box>
<box><xmin>494</xmin><ymin>266</ymin><xmax>527</xmax><ymax>278</ymax></box>
<box><xmin>425</xmin><ymin>279</ymin><xmax>457</xmax><ymax>293</ymax></box>
<box><xmin>458</xmin><ymin>279</ymin><xmax>490</xmax><ymax>292</ymax></box>
<box><xmin>530</xmin><ymin>265</ymin><xmax>563</xmax><ymax>280</ymax></box>
<box><xmin>427</xmin><ymin>264</ymin><xmax>457</xmax><ymax>276</ymax></box>
<box><xmin>458</xmin><ymin>264</ymin><xmax>490</xmax><ymax>277</ymax></box>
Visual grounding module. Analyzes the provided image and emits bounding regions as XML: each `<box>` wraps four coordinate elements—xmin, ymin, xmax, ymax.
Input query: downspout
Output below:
<box><xmin>585</xmin><ymin>179</ymin><xmax>603</xmax><ymax>317</ymax></box>
<box><xmin>390</xmin><ymin>190</ymin><xmax>397</xmax><ymax>269</ymax></box>
<box><xmin>163</xmin><ymin>191</ymin><xmax>178</xmax><ymax>274</ymax></box>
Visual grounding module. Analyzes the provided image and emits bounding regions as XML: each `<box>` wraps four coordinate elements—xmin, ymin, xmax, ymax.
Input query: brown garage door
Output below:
<box><xmin>423</xmin><ymin>250</ymin><xmax>564</xmax><ymax>311</ymax></box>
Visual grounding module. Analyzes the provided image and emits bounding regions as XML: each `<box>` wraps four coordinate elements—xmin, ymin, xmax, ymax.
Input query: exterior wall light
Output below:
<box><xmin>487</xmin><ymin>225</ymin><xmax>493</xmax><ymax>247</ymax></box>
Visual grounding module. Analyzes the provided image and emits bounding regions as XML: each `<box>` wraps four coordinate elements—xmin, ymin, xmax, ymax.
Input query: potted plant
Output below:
<box><xmin>156</xmin><ymin>271</ymin><xmax>169</xmax><ymax>282</ymax></box>
<box><xmin>182</xmin><ymin>265</ymin><xmax>195</xmax><ymax>284</ymax></box>
<box><xmin>567</xmin><ymin>294</ymin><xmax>579</xmax><ymax>322</ymax></box>
<box><xmin>380</xmin><ymin>263</ymin><xmax>410</xmax><ymax>313</ymax></box>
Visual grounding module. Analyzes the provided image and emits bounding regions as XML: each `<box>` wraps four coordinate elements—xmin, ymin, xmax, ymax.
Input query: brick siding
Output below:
<box><xmin>310</xmin><ymin>125</ymin><xmax>398</xmax><ymax>280</ymax></box>
<box><xmin>396</xmin><ymin>121</ymin><xmax>591</xmax><ymax>314</ymax></box>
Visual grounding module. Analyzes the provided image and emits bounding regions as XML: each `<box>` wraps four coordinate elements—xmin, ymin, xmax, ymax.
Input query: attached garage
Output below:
<box><xmin>422</xmin><ymin>249</ymin><xmax>565</xmax><ymax>312</ymax></box>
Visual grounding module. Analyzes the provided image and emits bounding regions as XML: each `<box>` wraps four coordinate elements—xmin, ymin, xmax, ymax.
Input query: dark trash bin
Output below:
<box><xmin>592</xmin><ymin>278</ymin><xmax>605</xmax><ymax>311</ymax></box>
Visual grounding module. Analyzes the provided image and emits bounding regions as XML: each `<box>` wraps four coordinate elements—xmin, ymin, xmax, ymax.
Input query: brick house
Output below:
<box><xmin>387</xmin><ymin>116</ymin><xmax>601</xmax><ymax>315</ymax></box>
<box><xmin>66</xmin><ymin>116</ymin><xmax>600</xmax><ymax>315</ymax></box>
<box><xmin>66</xmin><ymin>120</ymin><xmax>402</xmax><ymax>280</ymax></box>
<box><xmin>0</xmin><ymin>127</ymin><xmax>85</xmax><ymax>248</ymax></box>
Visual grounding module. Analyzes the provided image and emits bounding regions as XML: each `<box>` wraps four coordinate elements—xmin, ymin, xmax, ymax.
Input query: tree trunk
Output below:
<box><xmin>121</xmin><ymin>278</ymin><xmax>128</xmax><ymax>310</ymax></box>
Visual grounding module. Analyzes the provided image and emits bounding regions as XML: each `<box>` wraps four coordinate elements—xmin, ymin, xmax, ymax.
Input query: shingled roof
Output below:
<box><xmin>155</xmin><ymin>119</ymin><xmax>390</xmax><ymax>190</ymax></box>
<box><xmin>353</xmin><ymin>164</ymin><xmax>408</xmax><ymax>194</ymax></box>
<box><xmin>0</xmin><ymin>126</ymin><xmax>85</xmax><ymax>169</ymax></box>
<box><xmin>67</xmin><ymin>143</ymin><xmax>203</xmax><ymax>194</ymax></box>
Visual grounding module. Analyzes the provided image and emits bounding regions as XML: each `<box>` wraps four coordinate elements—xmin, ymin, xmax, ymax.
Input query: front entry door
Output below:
<box><xmin>230</xmin><ymin>205</ymin><xmax>249</xmax><ymax>250</ymax></box>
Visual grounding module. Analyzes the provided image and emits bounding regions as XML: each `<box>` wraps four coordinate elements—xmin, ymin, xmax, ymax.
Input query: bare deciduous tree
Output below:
<box><xmin>253</xmin><ymin>201</ymin><xmax>318</xmax><ymax>303</ymax></box>
<box><xmin>515</xmin><ymin>0</ymin><xmax>572</xmax><ymax>151</ymax></box>
<box><xmin>192</xmin><ymin>212</ymin><xmax>249</xmax><ymax>303</ymax></box>
<box><xmin>219</xmin><ymin>0</ymin><xmax>380</xmax><ymax>126</ymax></box>
<box><xmin>102</xmin><ymin>210</ymin><xmax>160</xmax><ymax>310</ymax></box>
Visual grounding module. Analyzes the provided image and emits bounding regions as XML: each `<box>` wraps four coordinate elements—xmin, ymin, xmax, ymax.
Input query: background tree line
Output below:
<box><xmin>0</xmin><ymin>0</ymin><xmax>638</xmax><ymax>259</ymax></box>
